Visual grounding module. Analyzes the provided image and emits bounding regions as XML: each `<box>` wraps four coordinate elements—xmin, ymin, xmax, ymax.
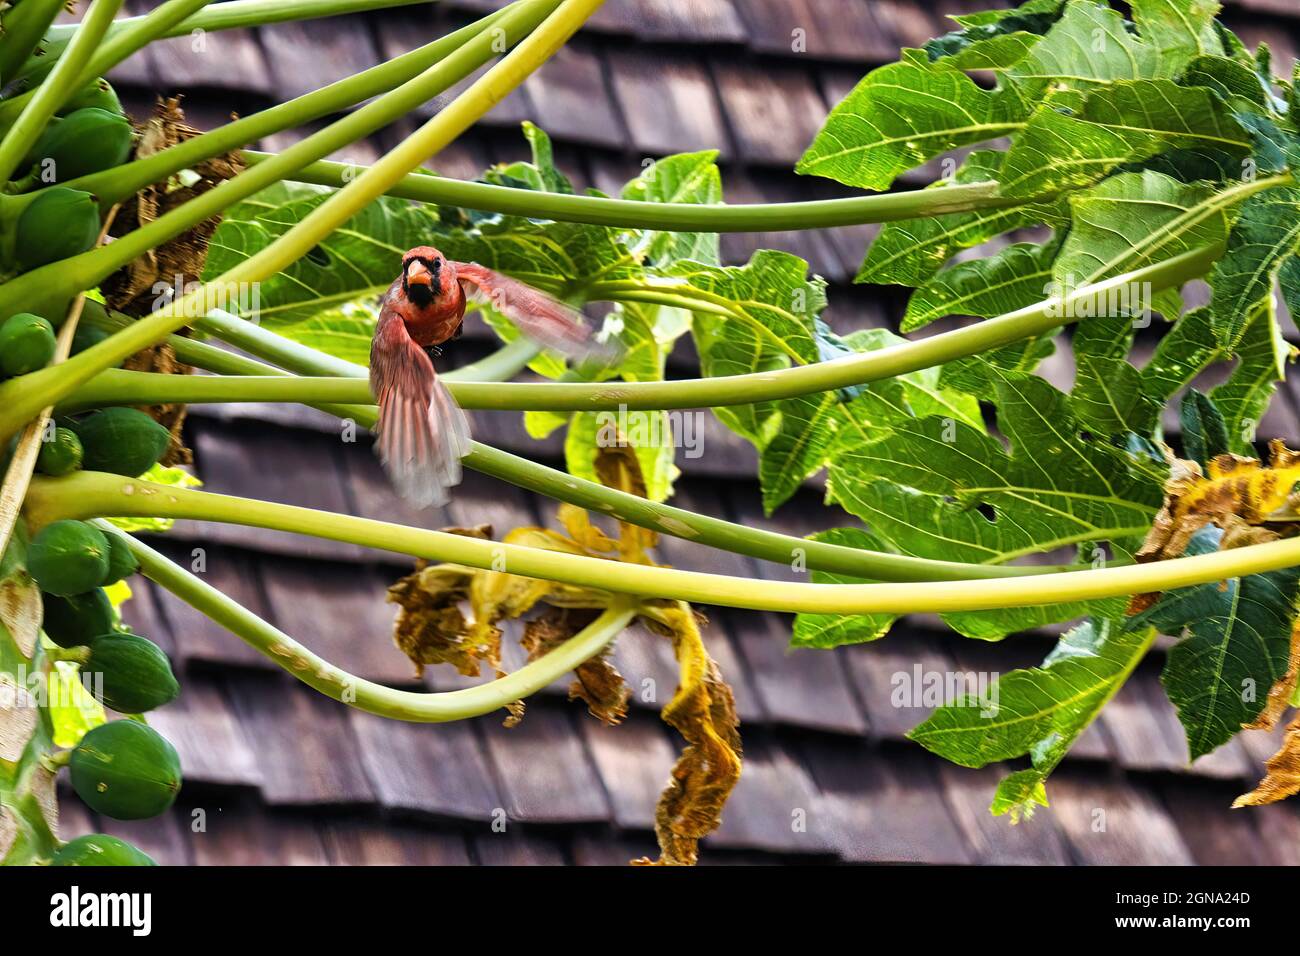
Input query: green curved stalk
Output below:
<box><xmin>29</xmin><ymin>471</ymin><xmax>1300</xmax><ymax>614</ymax></box>
<box><xmin>78</xmin><ymin>304</ymin><xmax>1068</xmax><ymax>581</ymax></box>
<box><xmin>67</xmin><ymin>244</ymin><xmax>1226</xmax><ymax>413</ymax></box>
<box><xmin>74</xmin><ymin>340</ymin><xmax>1055</xmax><ymax>586</ymax></box>
<box><xmin>0</xmin><ymin>0</ymin><xmax>125</xmax><ymax>184</ymax></box>
<box><xmin>0</xmin><ymin>0</ymin><xmax>65</xmax><ymax>85</ymax></box>
<box><xmin>99</xmin><ymin>520</ymin><xmax>640</xmax><ymax>722</ymax></box>
<box><xmin>58</xmin><ymin>5</ymin><xmax>517</xmax><ymax>209</ymax></box>
<box><xmin>0</xmin><ymin>0</ymin><xmax>556</xmax><ymax>321</ymax></box>
<box><xmin>83</xmin><ymin>300</ymin><xmax>539</xmax><ymax>384</ymax></box>
<box><xmin>0</xmin><ymin>0</ymin><xmax>579</xmax><ymax>433</ymax></box>
<box><xmin>0</xmin><ymin>0</ymin><xmax>213</xmax><ymax>126</ymax></box>
<box><xmin>252</xmin><ymin>152</ymin><xmax>1023</xmax><ymax>230</ymax></box>
<box><xmin>197</xmin><ymin>308</ymin><xmax>368</xmax><ymax>377</ymax></box>
<box><xmin>47</xmin><ymin>0</ymin><xmax>430</xmax><ymax>41</ymax></box>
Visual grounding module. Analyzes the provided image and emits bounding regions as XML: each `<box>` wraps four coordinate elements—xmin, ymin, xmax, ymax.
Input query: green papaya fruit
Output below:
<box><xmin>58</xmin><ymin>79</ymin><xmax>123</xmax><ymax>117</ymax></box>
<box><xmin>36</xmin><ymin>425</ymin><xmax>83</xmax><ymax>476</ymax></box>
<box><xmin>101</xmin><ymin>532</ymin><xmax>138</xmax><ymax>585</ymax></box>
<box><xmin>71</xmin><ymin>408</ymin><xmax>169</xmax><ymax>477</ymax></box>
<box><xmin>71</xmin><ymin>323</ymin><xmax>109</xmax><ymax>355</ymax></box>
<box><xmin>22</xmin><ymin>107</ymin><xmax>133</xmax><ymax>183</ymax></box>
<box><xmin>52</xmin><ymin>834</ymin><xmax>156</xmax><ymax>866</ymax></box>
<box><xmin>15</xmin><ymin>187</ymin><xmax>100</xmax><ymax>270</ymax></box>
<box><xmin>70</xmin><ymin>720</ymin><xmax>181</xmax><ymax>821</ymax></box>
<box><xmin>0</xmin><ymin>311</ymin><xmax>55</xmax><ymax>376</ymax></box>
<box><xmin>83</xmin><ymin>633</ymin><xmax>179</xmax><ymax>714</ymax></box>
<box><xmin>28</xmin><ymin>519</ymin><xmax>110</xmax><ymax>596</ymax></box>
<box><xmin>41</xmin><ymin>588</ymin><xmax>114</xmax><ymax>648</ymax></box>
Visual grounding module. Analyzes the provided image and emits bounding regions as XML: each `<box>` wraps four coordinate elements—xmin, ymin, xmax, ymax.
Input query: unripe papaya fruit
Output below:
<box><xmin>16</xmin><ymin>187</ymin><xmax>100</xmax><ymax>270</ymax></box>
<box><xmin>101</xmin><ymin>532</ymin><xmax>139</xmax><ymax>585</ymax></box>
<box><xmin>0</xmin><ymin>312</ymin><xmax>55</xmax><ymax>376</ymax></box>
<box><xmin>70</xmin><ymin>720</ymin><xmax>181</xmax><ymax>820</ymax></box>
<box><xmin>22</xmin><ymin>108</ymin><xmax>133</xmax><ymax>183</ymax></box>
<box><xmin>71</xmin><ymin>408</ymin><xmax>169</xmax><ymax>477</ymax></box>
<box><xmin>52</xmin><ymin>834</ymin><xmax>156</xmax><ymax>866</ymax></box>
<box><xmin>28</xmin><ymin>520</ymin><xmax>110</xmax><ymax>596</ymax></box>
<box><xmin>59</xmin><ymin>79</ymin><xmax>123</xmax><ymax>117</ymax></box>
<box><xmin>83</xmin><ymin>633</ymin><xmax>179</xmax><ymax>714</ymax></box>
<box><xmin>36</xmin><ymin>426</ymin><xmax>83</xmax><ymax>476</ymax></box>
<box><xmin>41</xmin><ymin>588</ymin><xmax>114</xmax><ymax>648</ymax></box>
<box><xmin>71</xmin><ymin>323</ymin><xmax>109</xmax><ymax>355</ymax></box>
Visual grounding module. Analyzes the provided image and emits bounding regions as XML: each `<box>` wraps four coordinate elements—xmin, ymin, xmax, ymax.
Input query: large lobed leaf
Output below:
<box><xmin>909</xmin><ymin>615</ymin><xmax>1155</xmax><ymax>818</ymax></box>
<box><xmin>827</xmin><ymin>368</ymin><xmax>1161</xmax><ymax>639</ymax></box>
<box><xmin>1131</xmin><ymin>526</ymin><xmax>1300</xmax><ymax>759</ymax></box>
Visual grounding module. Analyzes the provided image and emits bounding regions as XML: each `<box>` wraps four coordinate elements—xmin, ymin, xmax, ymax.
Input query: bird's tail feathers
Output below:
<box><xmin>376</xmin><ymin>375</ymin><xmax>471</xmax><ymax>509</ymax></box>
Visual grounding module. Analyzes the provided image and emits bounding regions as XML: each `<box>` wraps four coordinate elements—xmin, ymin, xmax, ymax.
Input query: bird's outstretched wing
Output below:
<box><xmin>369</xmin><ymin>306</ymin><xmax>470</xmax><ymax>508</ymax></box>
<box><xmin>455</xmin><ymin>262</ymin><xmax>615</xmax><ymax>362</ymax></box>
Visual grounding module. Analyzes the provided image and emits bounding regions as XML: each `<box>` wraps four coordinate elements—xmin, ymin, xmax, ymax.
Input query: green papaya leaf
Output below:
<box><xmin>1131</xmin><ymin>525</ymin><xmax>1300</xmax><ymax>759</ymax></box>
<box><xmin>791</xmin><ymin>528</ymin><xmax>897</xmax><ymax>648</ymax></box>
<box><xmin>1000</xmin><ymin>80</ymin><xmax>1248</xmax><ymax>197</ymax></box>
<box><xmin>1179</xmin><ymin>388</ymin><xmax>1231</xmax><ymax>466</ymax></box>
<box><xmin>1207</xmin><ymin>186</ymin><xmax>1300</xmax><ymax>345</ymax></box>
<box><xmin>827</xmin><ymin>370</ymin><xmax>1161</xmax><ymax>638</ymax></box>
<box><xmin>620</xmin><ymin>150</ymin><xmax>722</xmax><ymax>266</ymax></box>
<box><xmin>757</xmin><ymin>328</ymin><xmax>981</xmax><ymax>514</ymax></box>
<box><xmin>858</xmin><ymin>151</ymin><xmax>1059</xmax><ymax>289</ymax></box>
<box><xmin>1208</xmin><ymin>295</ymin><xmax>1293</xmax><ymax>453</ymax></box>
<box><xmin>909</xmin><ymin>616</ymin><xmax>1155</xmax><ymax>816</ymax></box>
<box><xmin>796</xmin><ymin>50</ymin><xmax>1025</xmax><ymax>191</ymax></box>
<box><xmin>902</xmin><ymin>240</ymin><xmax>1058</xmax><ymax>332</ymax></box>
<box><xmin>1055</xmin><ymin>170</ymin><xmax>1232</xmax><ymax>362</ymax></box>
<box><xmin>1071</xmin><ymin>354</ymin><xmax>1161</xmax><ymax>437</ymax></box>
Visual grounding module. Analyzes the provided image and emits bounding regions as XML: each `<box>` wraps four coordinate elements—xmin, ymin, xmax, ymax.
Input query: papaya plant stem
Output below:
<box><xmin>29</xmin><ymin>471</ymin><xmax>1300</xmax><ymax>614</ymax></box>
<box><xmin>0</xmin><ymin>0</ymin><xmax>575</xmax><ymax>432</ymax></box>
<box><xmin>101</xmin><ymin>520</ymin><xmax>639</xmax><ymax>723</ymax></box>
<box><xmin>62</xmin><ymin>5</ymin><xmax>517</xmax><ymax>208</ymax></box>
<box><xmin>0</xmin><ymin>0</ymin><xmax>125</xmax><ymax>185</ymax></box>
<box><xmin>252</xmin><ymin>152</ymin><xmax>1024</xmax><ymax>230</ymax></box>
<box><xmin>88</xmin><ymin>305</ymin><xmax>1069</xmax><ymax>580</ymax></box>
<box><xmin>46</xmin><ymin>0</ymin><xmax>430</xmax><ymax>41</ymax></box>
<box><xmin>82</xmin><ymin>301</ymin><xmax>540</xmax><ymax>383</ymax></box>
<box><xmin>0</xmin><ymin>0</ymin><xmax>65</xmax><ymax>86</ymax></box>
<box><xmin>195</xmin><ymin>308</ymin><xmax>366</xmax><ymax>376</ymax></box>
<box><xmin>0</xmin><ymin>0</ymin><xmax>213</xmax><ymax>125</ymax></box>
<box><xmin>43</xmin><ymin>646</ymin><xmax>90</xmax><ymax>665</ymax></box>
<box><xmin>66</xmin><ymin>245</ymin><xmax>1228</xmax><ymax>413</ymax></box>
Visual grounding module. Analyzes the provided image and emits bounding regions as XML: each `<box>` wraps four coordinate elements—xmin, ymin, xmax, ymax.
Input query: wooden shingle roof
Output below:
<box><xmin>56</xmin><ymin>0</ymin><xmax>1300</xmax><ymax>864</ymax></box>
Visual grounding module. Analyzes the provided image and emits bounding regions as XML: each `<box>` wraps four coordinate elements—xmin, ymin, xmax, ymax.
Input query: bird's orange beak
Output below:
<box><xmin>405</xmin><ymin>259</ymin><xmax>433</xmax><ymax>288</ymax></box>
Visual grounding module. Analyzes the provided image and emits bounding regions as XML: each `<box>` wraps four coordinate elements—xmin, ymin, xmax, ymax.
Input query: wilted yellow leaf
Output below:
<box><xmin>634</xmin><ymin>603</ymin><xmax>741</xmax><ymax>866</ymax></box>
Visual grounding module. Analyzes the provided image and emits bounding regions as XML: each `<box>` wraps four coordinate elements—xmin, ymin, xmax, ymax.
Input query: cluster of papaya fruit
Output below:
<box><xmin>1</xmin><ymin>78</ymin><xmax>131</xmax><ymax>273</ymax></box>
<box><xmin>20</xmin><ymin>402</ymin><xmax>181</xmax><ymax>865</ymax></box>
<box><xmin>0</xmin><ymin>66</ymin><xmax>178</xmax><ymax>864</ymax></box>
<box><xmin>0</xmin><ymin>298</ymin><xmax>122</xmax><ymax>386</ymax></box>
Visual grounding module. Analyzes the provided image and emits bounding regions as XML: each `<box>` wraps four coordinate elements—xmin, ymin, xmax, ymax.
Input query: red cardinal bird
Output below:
<box><xmin>370</xmin><ymin>245</ymin><xmax>602</xmax><ymax>507</ymax></box>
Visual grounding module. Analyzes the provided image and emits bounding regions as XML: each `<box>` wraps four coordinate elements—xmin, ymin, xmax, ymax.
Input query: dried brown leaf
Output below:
<box><xmin>386</xmin><ymin>564</ymin><xmax>480</xmax><ymax>678</ymax></box>
<box><xmin>522</xmin><ymin>607</ymin><xmax>630</xmax><ymax>726</ymax></box>
<box><xmin>634</xmin><ymin>603</ymin><xmax>741</xmax><ymax>866</ymax></box>
<box><xmin>1129</xmin><ymin>441</ymin><xmax>1300</xmax><ymax>612</ymax></box>
<box><xmin>101</xmin><ymin>97</ymin><xmax>243</xmax><ymax>466</ymax></box>
<box><xmin>104</xmin><ymin>96</ymin><xmax>244</xmax><ymax>311</ymax></box>
<box><xmin>1236</xmin><ymin>709</ymin><xmax>1300</xmax><ymax>807</ymax></box>
<box><xmin>1247</xmin><ymin>620</ymin><xmax>1300</xmax><ymax>731</ymax></box>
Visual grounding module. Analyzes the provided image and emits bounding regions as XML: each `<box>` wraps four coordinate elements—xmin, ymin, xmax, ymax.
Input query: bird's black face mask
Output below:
<box><xmin>403</xmin><ymin>256</ymin><xmax>441</xmax><ymax>308</ymax></box>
